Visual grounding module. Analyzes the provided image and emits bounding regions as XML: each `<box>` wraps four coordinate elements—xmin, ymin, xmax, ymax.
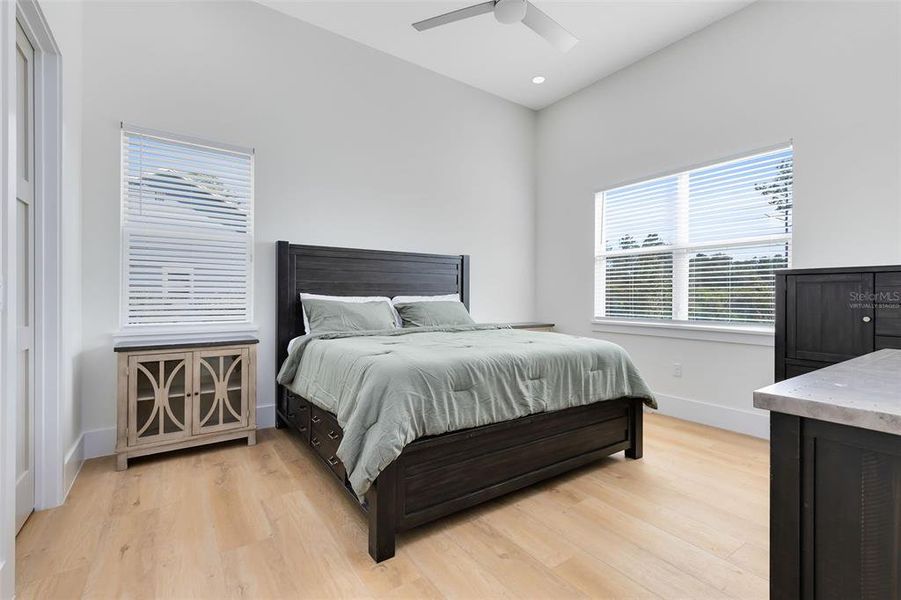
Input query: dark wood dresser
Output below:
<box><xmin>768</xmin><ymin>265</ymin><xmax>901</xmax><ymax>598</ymax></box>
<box><xmin>755</xmin><ymin>352</ymin><xmax>901</xmax><ymax>600</ymax></box>
<box><xmin>775</xmin><ymin>265</ymin><xmax>901</xmax><ymax>381</ymax></box>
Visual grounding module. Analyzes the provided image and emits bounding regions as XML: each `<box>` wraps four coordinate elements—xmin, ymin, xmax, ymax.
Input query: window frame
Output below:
<box><xmin>116</xmin><ymin>124</ymin><xmax>257</xmax><ymax>345</ymax></box>
<box><xmin>593</xmin><ymin>144</ymin><xmax>792</xmax><ymax>341</ymax></box>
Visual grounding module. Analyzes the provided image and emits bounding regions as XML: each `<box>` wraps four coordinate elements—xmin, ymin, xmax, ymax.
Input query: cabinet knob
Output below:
<box><xmin>863</xmin><ymin>316</ymin><xmax>872</xmax><ymax>323</ymax></box>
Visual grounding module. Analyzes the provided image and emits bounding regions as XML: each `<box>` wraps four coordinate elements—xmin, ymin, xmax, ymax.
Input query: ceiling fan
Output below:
<box><xmin>412</xmin><ymin>0</ymin><xmax>578</xmax><ymax>53</ymax></box>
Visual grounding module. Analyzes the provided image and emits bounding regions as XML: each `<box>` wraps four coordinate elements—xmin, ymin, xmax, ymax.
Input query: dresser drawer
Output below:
<box><xmin>310</xmin><ymin>429</ymin><xmax>345</xmax><ymax>480</ymax></box>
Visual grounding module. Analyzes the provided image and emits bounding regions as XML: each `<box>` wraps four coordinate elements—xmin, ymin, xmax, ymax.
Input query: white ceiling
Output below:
<box><xmin>257</xmin><ymin>1</ymin><xmax>755</xmax><ymax>110</ymax></box>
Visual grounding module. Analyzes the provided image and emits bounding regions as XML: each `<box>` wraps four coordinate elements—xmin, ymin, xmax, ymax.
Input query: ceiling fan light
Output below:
<box><xmin>494</xmin><ymin>0</ymin><xmax>527</xmax><ymax>24</ymax></box>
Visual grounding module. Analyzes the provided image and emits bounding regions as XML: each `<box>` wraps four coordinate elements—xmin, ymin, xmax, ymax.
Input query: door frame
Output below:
<box><xmin>0</xmin><ymin>0</ymin><xmax>62</xmax><ymax>594</ymax></box>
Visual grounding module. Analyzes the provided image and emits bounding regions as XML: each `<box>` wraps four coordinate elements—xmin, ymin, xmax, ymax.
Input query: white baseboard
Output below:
<box><xmin>651</xmin><ymin>392</ymin><xmax>770</xmax><ymax>439</ymax></box>
<box><xmin>0</xmin><ymin>559</ymin><xmax>10</xmax><ymax>600</ymax></box>
<box><xmin>83</xmin><ymin>426</ymin><xmax>116</xmax><ymax>459</ymax></box>
<box><xmin>63</xmin><ymin>434</ymin><xmax>85</xmax><ymax>497</ymax></box>
<box><xmin>256</xmin><ymin>403</ymin><xmax>275</xmax><ymax>428</ymax></box>
<box><xmin>77</xmin><ymin>394</ymin><xmax>766</xmax><ymax>460</ymax></box>
<box><xmin>82</xmin><ymin>403</ymin><xmax>277</xmax><ymax>459</ymax></box>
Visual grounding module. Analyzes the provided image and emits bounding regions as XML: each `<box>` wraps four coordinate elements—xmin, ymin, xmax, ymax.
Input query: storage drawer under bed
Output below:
<box><xmin>282</xmin><ymin>392</ymin><xmax>310</xmax><ymax>441</ymax></box>
<box><xmin>308</xmin><ymin>404</ymin><xmax>346</xmax><ymax>480</ymax></box>
<box><xmin>310</xmin><ymin>429</ymin><xmax>345</xmax><ymax>481</ymax></box>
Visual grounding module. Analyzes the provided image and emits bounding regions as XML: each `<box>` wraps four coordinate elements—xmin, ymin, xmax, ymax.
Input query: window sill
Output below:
<box><xmin>113</xmin><ymin>323</ymin><xmax>259</xmax><ymax>347</ymax></box>
<box><xmin>590</xmin><ymin>318</ymin><xmax>774</xmax><ymax>347</ymax></box>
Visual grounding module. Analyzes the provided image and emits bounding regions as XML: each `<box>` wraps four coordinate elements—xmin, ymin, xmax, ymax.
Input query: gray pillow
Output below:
<box><xmin>394</xmin><ymin>301</ymin><xmax>475</xmax><ymax>328</ymax></box>
<box><xmin>303</xmin><ymin>299</ymin><xmax>397</xmax><ymax>333</ymax></box>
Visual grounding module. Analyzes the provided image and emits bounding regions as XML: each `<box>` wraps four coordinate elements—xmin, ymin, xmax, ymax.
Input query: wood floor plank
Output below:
<box><xmin>512</xmin><ymin>491</ymin><xmax>732</xmax><ymax>599</ymax></box>
<box><xmin>588</xmin><ymin>460</ymin><xmax>770</xmax><ymax>548</ymax></box>
<box><xmin>728</xmin><ymin>542</ymin><xmax>769</xmax><ymax>581</ymax></box>
<box><xmin>564</xmin><ymin>471</ymin><xmax>747</xmax><ymax>559</ymax></box>
<box><xmin>570</xmin><ymin>495</ymin><xmax>768</xmax><ymax>598</ymax></box>
<box><xmin>15</xmin><ymin>459</ymin><xmax>118</xmax><ymax>587</ymax></box>
<box><xmin>15</xmin><ymin>566</ymin><xmax>89</xmax><ymax>600</ymax></box>
<box><xmin>476</xmin><ymin>497</ymin><xmax>580</xmax><ymax>568</ymax></box>
<box><xmin>553</xmin><ymin>555</ymin><xmax>660</xmax><ymax>599</ymax></box>
<box><xmin>402</xmin><ymin>527</ymin><xmax>514</xmax><ymax>599</ymax></box>
<box><xmin>80</xmin><ymin>508</ymin><xmax>162</xmax><ymax>599</ymax></box>
<box><xmin>16</xmin><ymin>413</ymin><xmax>770</xmax><ymax>600</ymax></box>
<box><xmin>446</xmin><ymin>518</ymin><xmax>586</xmax><ymax>598</ymax></box>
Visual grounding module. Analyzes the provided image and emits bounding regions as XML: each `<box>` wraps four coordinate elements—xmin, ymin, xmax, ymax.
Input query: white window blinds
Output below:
<box><xmin>121</xmin><ymin>126</ymin><xmax>254</xmax><ymax>328</ymax></box>
<box><xmin>596</xmin><ymin>146</ymin><xmax>792</xmax><ymax>325</ymax></box>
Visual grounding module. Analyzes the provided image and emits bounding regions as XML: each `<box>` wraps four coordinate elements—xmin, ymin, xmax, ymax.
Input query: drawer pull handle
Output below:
<box><xmin>311</xmin><ymin>415</ymin><xmax>322</xmax><ymax>424</ymax></box>
<box><xmin>311</xmin><ymin>438</ymin><xmax>320</xmax><ymax>447</ymax></box>
<box><xmin>328</xmin><ymin>430</ymin><xmax>340</xmax><ymax>440</ymax></box>
<box><xmin>327</xmin><ymin>456</ymin><xmax>339</xmax><ymax>467</ymax></box>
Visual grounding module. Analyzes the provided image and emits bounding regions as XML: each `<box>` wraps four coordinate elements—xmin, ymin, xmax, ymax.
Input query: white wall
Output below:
<box><xmin>1</xmin><ymin>0</ymin><xmax>83</xmax><ymax>592</ymax></box>
<box><xmin>78</xmin><ymin>1</ymin><xmax>536</xmax><ymax>451</ymax></box>
<box><xmin>535</xmin><ymin>0</ymin><xmax>901</xmax><ymax>437</ymax></box>
<box><xmin>38</xmin><ymin>0</ymin><xmax>84</xmax><ymax>499</ymax></box>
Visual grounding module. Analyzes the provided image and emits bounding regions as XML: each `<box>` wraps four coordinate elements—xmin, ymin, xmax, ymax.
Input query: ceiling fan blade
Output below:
<box><xmin>522</xmin><ymin>2</ymin><xmax>578</xmax><ymax>52</ymax></box>
<box><xmin>413</xmin><ymin>2</ymin><xmax>496</xmax><ymax>31</ymax></box>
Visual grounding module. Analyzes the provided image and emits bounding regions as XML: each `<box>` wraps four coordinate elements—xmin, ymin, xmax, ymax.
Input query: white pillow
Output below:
<box><xmin>299</xmin><ymin>293</ymin><xmax>400</xmax><ymax>332</ymax></box>
<box><xmin>287</xmin><ymin>334</ymin><xmax>307</xmax><ymax>355</ymax></box>
<box><xmin>391</xmin><ymin>293</ymin><xmax>460</xmax><ymax>304</ymax></box>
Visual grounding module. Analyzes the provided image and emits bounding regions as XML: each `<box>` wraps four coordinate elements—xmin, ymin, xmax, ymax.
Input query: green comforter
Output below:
<box><xmin>276</xmin><ymin>325</ymin><xmax>655</xmax><ymax>497</ymax></box>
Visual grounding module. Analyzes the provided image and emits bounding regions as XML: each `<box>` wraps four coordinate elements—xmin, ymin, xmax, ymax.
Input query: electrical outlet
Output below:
<box><xmin>673</xmin><ymin>362</ymin><xmax>683</xmax><ymax>378</ymax></box>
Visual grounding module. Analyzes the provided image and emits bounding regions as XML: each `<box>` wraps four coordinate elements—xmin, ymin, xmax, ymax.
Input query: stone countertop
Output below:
<box><xmin>754</xmin><ymin>349</ymin><xmax>901</xmax><ymax>435</ymax></box>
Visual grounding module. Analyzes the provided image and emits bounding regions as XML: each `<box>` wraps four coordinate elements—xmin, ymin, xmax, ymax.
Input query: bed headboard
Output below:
<box><xmin>276</xmin><ymin>241</ymin><xmax>470</xmax><ymax>371</ymax></box>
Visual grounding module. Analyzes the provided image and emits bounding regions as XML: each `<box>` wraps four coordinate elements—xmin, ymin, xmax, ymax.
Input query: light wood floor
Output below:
<box><xmin>16</xmin><ymin>413</ymin><xmax>769</xmax><ymax>599</ymax></box>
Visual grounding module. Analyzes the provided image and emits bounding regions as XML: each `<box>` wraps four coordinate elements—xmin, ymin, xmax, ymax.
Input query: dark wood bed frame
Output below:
<box><xmin>275</xmin><ymin>241</ymin><xmax>644</xmax><ymax>562</ymax></box>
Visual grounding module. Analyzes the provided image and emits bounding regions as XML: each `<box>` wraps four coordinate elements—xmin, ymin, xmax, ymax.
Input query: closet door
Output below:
<box><xmin>127</xmin><ymin>352</ymin><xmax>193</xmax><ymax>445</ymax></box>
<box><xmin>15</xmin><ymin>21</ymin><xmax>36</xmax><ymax>534</ymax></box>
<box><xmin>193</xmin><ymin>348</ymin><xmax>249</xmax><ymax>435</ymax></box>
<box><xmin>786</xmin><ymin>273</ymin><xmax>874</xmax><ymax>363</ymax></box>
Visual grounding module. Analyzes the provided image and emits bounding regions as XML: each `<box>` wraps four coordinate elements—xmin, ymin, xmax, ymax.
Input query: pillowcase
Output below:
<box><xmin>391</xmin><ymin>293</ymin><xmax>460</xmax><ymax>304</ymax></box>
<box><xmin>300</xmin><ymin>293</ymin><xmax>400</xmax><ymax>331</ymax></box>
<box><xmin>303</xmin><ymin>299</ymin><xmax>397</xmax><ymax>333</ymax></box>
<box><xmin>287</xmin><ymin>334</ymin><xmax>307</xmax><ymax>355</ymax></box>
<box><xmin>394</xmin><ymin>300</ymin><xmax>475</xmax><ymax>328</ymax></box>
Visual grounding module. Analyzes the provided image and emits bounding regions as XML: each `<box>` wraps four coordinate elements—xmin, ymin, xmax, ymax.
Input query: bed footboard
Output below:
<box><xmin>366</xmin><ymin>396</ymin><xmax>644</xmax><ymax>562</ymax></box>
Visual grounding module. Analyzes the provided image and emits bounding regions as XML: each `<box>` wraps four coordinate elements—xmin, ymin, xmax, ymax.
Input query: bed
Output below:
<box><xmin>275</xmin><ymin>241</ymin><xmax>653</xmax><ymax>562</ymax></box>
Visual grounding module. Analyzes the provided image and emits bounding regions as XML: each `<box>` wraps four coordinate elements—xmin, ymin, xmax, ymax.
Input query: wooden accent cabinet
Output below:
<box><xmin>115</xmin><ymin>339</ymin><xmax>258</xmax><ymax>470</ymax></box>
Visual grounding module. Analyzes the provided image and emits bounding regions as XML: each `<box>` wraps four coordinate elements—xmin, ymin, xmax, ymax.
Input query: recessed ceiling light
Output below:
<box><xmin>532</xmin><ymin>76</ymin><xmax>546</xmax><ymax>84</ymax></box>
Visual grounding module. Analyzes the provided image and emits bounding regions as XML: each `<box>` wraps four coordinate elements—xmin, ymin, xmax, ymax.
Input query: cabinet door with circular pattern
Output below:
<box><xmin>128</xmin><ymin>352</ymin><xmax>193</xmax><ymax>446</ymax></box>
<box><xmin>192</xmin><ymin>348</ymin><xmax>249</xmax><ymax>435</ymax></box>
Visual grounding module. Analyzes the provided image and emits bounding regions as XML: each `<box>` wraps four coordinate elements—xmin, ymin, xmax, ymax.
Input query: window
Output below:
<box><xmin>595</xmin><ymin>146</ymin><xmax>792</xmax><ymax>326</ymax></box>
<box><xmin>121</xmin><ymin>125</ymin><xmax>254</xmax><ymax>331</ymax></box>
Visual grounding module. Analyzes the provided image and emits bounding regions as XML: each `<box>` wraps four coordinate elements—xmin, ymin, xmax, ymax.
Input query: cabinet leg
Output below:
<box><xmin>247</xmin><ymin>431</ymin><xmax>257</xmax><ymax>446</ymax></box>
<box><xmin>275</xmin><ymin>414</ymin><xmax>286</xmax><ymax>429</ymax></box>
<box><xmin>116</xmin><ymin>453</ymin><xmax>128</xmax><ymax>471</ymax></box>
